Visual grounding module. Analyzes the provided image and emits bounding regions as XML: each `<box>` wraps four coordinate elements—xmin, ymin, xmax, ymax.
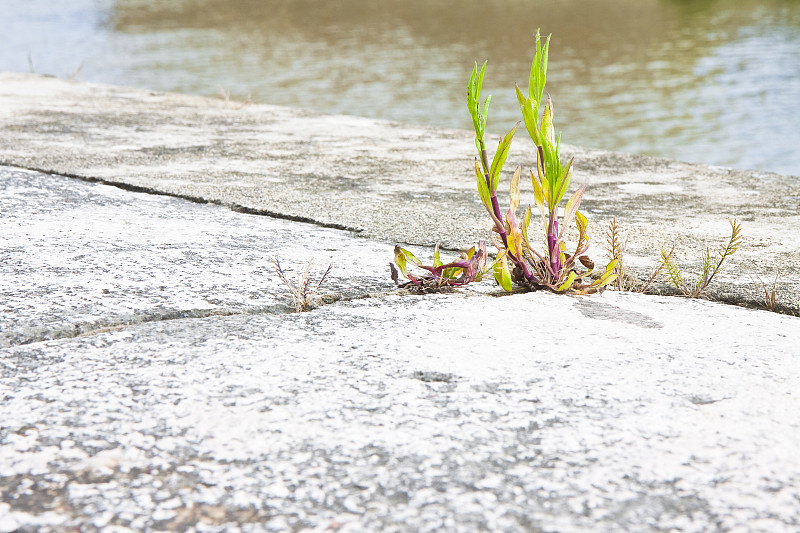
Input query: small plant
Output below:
<box><xmin>218</xmin><ymin>86</ymin><xmax>255</xmax><ymax>109</ymax></box>
<box><xmin>751</xmin><ymin>275</ymin><xmax>779</xmax><ymax>311</ymax></box>
<box><xmin>270</xmin><ymin>257</ymin><xmax>332</xmax><ymax>312</ymax></box>
<box><xmin>390</xmin><ymin>242</ymin><xmax>489</xmax><ymax>292</ymax></box>
<box><xmin>636</xmin><ymin>244</ymin><xmax>676</xmax><ymax>294</ymax></box>
<box><xmin>605</xmin><ymin>217</ymin><xmax>629</xmax><ymax>291</ymax></box>
<box><xmin>658</xmin><ymin>218</ymin><xmax>742</xmax><ymax>298</ymax></box>
<box><xmin>390</xmin><ymin>30</ymin><xmax>615</xmax><ymax>294</ymax></box>
<box><xmin>468</xmin><ymin>31</ymin><xmax>616</xmax><ymax>293</ymax></box>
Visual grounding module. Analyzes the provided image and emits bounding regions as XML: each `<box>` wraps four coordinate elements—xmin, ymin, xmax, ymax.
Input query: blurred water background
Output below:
<box><xmin>3</xmin><ymin>0</ymin><xmax>799</xmax><ymax>175</ymax></box>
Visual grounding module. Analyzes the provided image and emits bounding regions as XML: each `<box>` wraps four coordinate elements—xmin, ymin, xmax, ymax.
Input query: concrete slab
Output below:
<box><xmin>2</xmin><ymin>167</ymin><xmax>800</xmax><ymax>532</ymax></box>
<box><xmin>0</xmin><ymin>72</ymin><xmax>799</xmax><ymax>312</ymax></box>
<box><xmin>0</xmin><ymin>166</ymin><xmax>394</xmax><ymax>348</ymax></box>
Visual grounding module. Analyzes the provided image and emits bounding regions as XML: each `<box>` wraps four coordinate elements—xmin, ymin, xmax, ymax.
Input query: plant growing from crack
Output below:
<box><xmin>752</xmin><ymin>275</ymin><xmax>779</xmax><ymax>312</ymax></box>
<box><xmin>658</xmin><ymin>218</ymin><xmax>742</xmax><ymax>298</ymax></box>
<box><xmin>605</xmin><ymin>217</ymin><xmax>630</xmax><ymax>292</ymax></box>
<box><xmin>271</xmin><ymin>257</ymin><xmax>332</xmax><ymax>312</ymax></box>
<box><xmin>603</xmin><ymin>218</ymin><xmax>743</xmax><ymax>297</ymax></box>
<box><xmin>603</xmin><ymin>218</ymin><xmax>674</xmax><ymax>294</ymax></box>
<box><xmin>391</xmin><ymin>242</ymin><xmax>489</xmax><ymax>292</ymax></box>
<box><xmin>393</xmin><ymin>31</ymin><xmax>617</xmax><ymax>293</ymax></box>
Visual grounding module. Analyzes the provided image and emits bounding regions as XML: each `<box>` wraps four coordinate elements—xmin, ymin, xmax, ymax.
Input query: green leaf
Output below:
<box><xmin>399</xmin><ymin>247</ymin><xmax>423</xmax><ymax>267</ymax></box>
<box><xmin>482</xmin><ymin>95</ymin><xmax>492</xmax><ymax>135</ymax></box>
<box><xmin>442</xmin><ymin>266</ymin><xmax>462</xmax><ymax>279</ymax></box>
<box><xmin>556</xmin><ymin>270</ymin><xmax>576</xmax><ymax>292</ymax></box>
<box><xmin>515</xmin><ymin>83</ymin><xmax>527</xmax><ymax>108</ymax></box>
<box><xmin>489</xmin><ymin>123</ymin><xmax>520</xmax><ymax>192</ymax></box>
<box><xmin>433</xmin><ymin>243</ymin><xmax>442</xmax><ymax>268</ymax></box>
<box><xmin>594</xmin><ymin>272</ymin><xmax>618</xmax><ymax>288</ymax></box>
<box><xmin>493</xmin><ymin>253</ymin><xmax>513</xmax><ymax>291</ymax></box>
<box><xmin>468</xmin><ymin>61</ymin><xmax>489</xmax><ymax>138</ymax></box>
<box><xmin>540</xmin><ymin>97</ymin><xmax>555</xmax><ymax>146</ymax></box>
<box><xmin>476</xmin><ymin>60</ymin><xmax>486</xmax><ymax>97</ymax></box>
<box><xmin>475</xmin><ymin>159</ymin><xmax>491</xmax><ymax>210</ymax></box>
<box><xmin>535</xmin><ymin>149</ymin><xmax>552</xmax><ymax>209</ymax></box>
<box><xmin>589</xmin><ymin>260</ymin><xmax>619</xmax><ymax>287</ymax></box>
<box><xmin>516</xmin><ymin>84</ymin><xmax>539</xmax><ymax>145</ymax></box>
<box><xmin>553</xmin><ymin>158</ymin><xmax>574</xmax><ymax>207</ymax></box>
<box><xmin>529</xmin><ymin>30</ymin><xmax>551</xmax><ymax>108</ymax></box>
<box><xmin>393</xmin><ymin>246</ymin><xmax>409</xmax><ymax>277</ymax></box>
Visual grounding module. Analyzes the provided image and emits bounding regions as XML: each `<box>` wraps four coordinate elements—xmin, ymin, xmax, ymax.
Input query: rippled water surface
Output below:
<box><xmin>4</xmin><ymin>0</ymin><xmax>800</xmax><ymax>175</ymax></box>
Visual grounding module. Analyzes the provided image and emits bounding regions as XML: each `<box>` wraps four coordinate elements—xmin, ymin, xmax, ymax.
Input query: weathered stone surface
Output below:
<box><xmin>0</xmin><ymin>167</ymin><xmax>393</xmax><ymax>348</ymax></box>
<box><xmin>2</xmin><ymin>167</ymin><xmax>800</xmax><ymax>532</ymax></box>
<box><xmin>0</xmin><ymin>72</ymin><xmax>798</xmax><ymax>312</ymax></box>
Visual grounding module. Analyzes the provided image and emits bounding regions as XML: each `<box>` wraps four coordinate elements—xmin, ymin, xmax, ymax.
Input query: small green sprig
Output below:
<box><xmin>660</xmin><ymin>218</ymin><xmax>743</xmax><ymax>298</ymax></box>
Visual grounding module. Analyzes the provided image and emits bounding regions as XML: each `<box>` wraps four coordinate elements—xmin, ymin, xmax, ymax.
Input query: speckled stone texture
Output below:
<box><xmin>1</xmin><ymin>72</ymin><xmax>799</xmax><ymax>313</ymax></box>
<box><xmin>2</xmin><ymin>167</ymin><xmax>800</xmax><ymax>532</ymax></box>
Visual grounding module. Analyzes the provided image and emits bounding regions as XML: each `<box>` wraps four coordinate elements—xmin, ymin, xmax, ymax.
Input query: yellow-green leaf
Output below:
<box><xmin>393</xmin><ymin>246</ymin><xmax>409</xmax><ymax>276</ymax></box>
<box><xmin>521</xmin><ymin>204</ymin><xmax>532</xmax><ymax>245</ymax></box>
<box><xmin>398</xmin><ymin>247</ymin><xmax>422</xmax><ymax>267</ymax></box>
<box><xmin>556</xmin><ymin>271</ymin><xmax>577</xmax><ymax>292</ymax></box>
<box><xmin>494</xmin><ymin>255</ymin><xmax>513</xmax><ymax>291</ymax></box>
<box><xmin>541</xmin><ymin>97</ymin><xmax>555</xmax><ymax>146</ymax></box>
<box><xmin>530</xmin><ymin>170</ymin><xmax>547</xmax><ymax>222</ymax></box>
<box><xmin>509</xmin><ymin>165</ymin><xmax>521</xmax><ymax>214</ymax></box>
<box><xmin>489</xmin><ymin>123</ymin><xmax>519</xmax><ymax>192</ymax></box>
<box><xmin>559</xmin><ymin>184</ymin><xmax>584</xmax><ymax>239</ymax></box>
<box><xmin>433</xmin><ymin>243</ymin><xmax>442</xmax><ymax>268</ymax></box>
<box><xmin>475</xmin><ymin>159</ymin><xmax>491</xmax><ymax>211</ymax></box>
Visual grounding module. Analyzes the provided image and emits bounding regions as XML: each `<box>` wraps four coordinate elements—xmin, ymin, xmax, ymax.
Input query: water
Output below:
<box><xmin>4</xmin><ymin>0</ymin><xmax>799</xmax><ymax>175</ymax></box>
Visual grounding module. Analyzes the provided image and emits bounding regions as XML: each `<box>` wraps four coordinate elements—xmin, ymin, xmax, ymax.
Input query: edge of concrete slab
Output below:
<box><xmin>1</xmin><ymin>72</ymin><xmax>799</xmax><ymax>316</ymax></box>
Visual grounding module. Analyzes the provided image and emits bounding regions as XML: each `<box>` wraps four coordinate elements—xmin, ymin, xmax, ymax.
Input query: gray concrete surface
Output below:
<box><xmin>0</xmin><ymin>72</ymin><xmax>799</xmax><ymax>312</ymax></box>
<box><xmin>2</xmin><ymin>166</ymin><xmax>800</xmax><ymax>532</ymax></box>
<box><xmin>0</xmin><ymin>167</ymin><xmax>390</xmax><ymax>349</ymax></box>
<box><xmin>2</xmin><ymin>73</ymin><xmax>800</xmax><ymax>532</ymax></box>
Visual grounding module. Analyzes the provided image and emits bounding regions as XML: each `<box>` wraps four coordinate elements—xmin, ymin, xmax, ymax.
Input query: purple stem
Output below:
<box><xmin>479</xmin><ymin>146</ymin><xmax>534</xmax><ymax>281</ymax></box>
<box><xmin>547</xmin><ymin>209</ymin><xmax>561</xmax><ymax>279</ymax></box>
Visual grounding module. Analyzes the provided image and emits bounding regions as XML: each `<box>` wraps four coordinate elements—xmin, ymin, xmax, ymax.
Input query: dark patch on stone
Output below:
<box><xmin>410</xmin><ymin>370</ymin><xmax>458</xmax><ymax>383</ymax></box>
<box><xmin>574</xmin><ymin>298</ymin><xmax>663</xmax><ymax>328</ymax></box>
<box><xmin>689</xmin><ymin>395</ymin><xmax>726</xmax><ymax>405</ymax></box>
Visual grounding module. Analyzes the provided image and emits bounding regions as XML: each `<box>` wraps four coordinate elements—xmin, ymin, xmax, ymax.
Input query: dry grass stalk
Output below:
<box><xmin>752</xmin><ymin>275</ymin><xmax>779</xmax><ymax>311</ymax></box>
<box><xmin>270</xmin><ymin>257</ymin><xmax>332</xmax><ymax>312</ymax></box>
<box><xmin>218</xmin><ymin>86</ymin><xmax>255</xmax><ymax>110</ymax></box>
<box><xmin>605</xmin><ymin>217</ymin><xmax>629</xmax><ymax>291</ymax></box>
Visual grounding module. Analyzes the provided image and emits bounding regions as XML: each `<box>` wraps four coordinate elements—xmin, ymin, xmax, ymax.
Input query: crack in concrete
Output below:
<box><xmin>0</xmin><ymin>161</ymin><xmax>363</xmax><ymax>234</ymax></box>
<box><xmin>2</xmin><ymin>162</ymin><xmax>793</xmax><ymax>325</ymax></box>
<box><xmin>3</xmin><ymin>291</ymin><xmax>407</xmax><ymax>348</ymax></box>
